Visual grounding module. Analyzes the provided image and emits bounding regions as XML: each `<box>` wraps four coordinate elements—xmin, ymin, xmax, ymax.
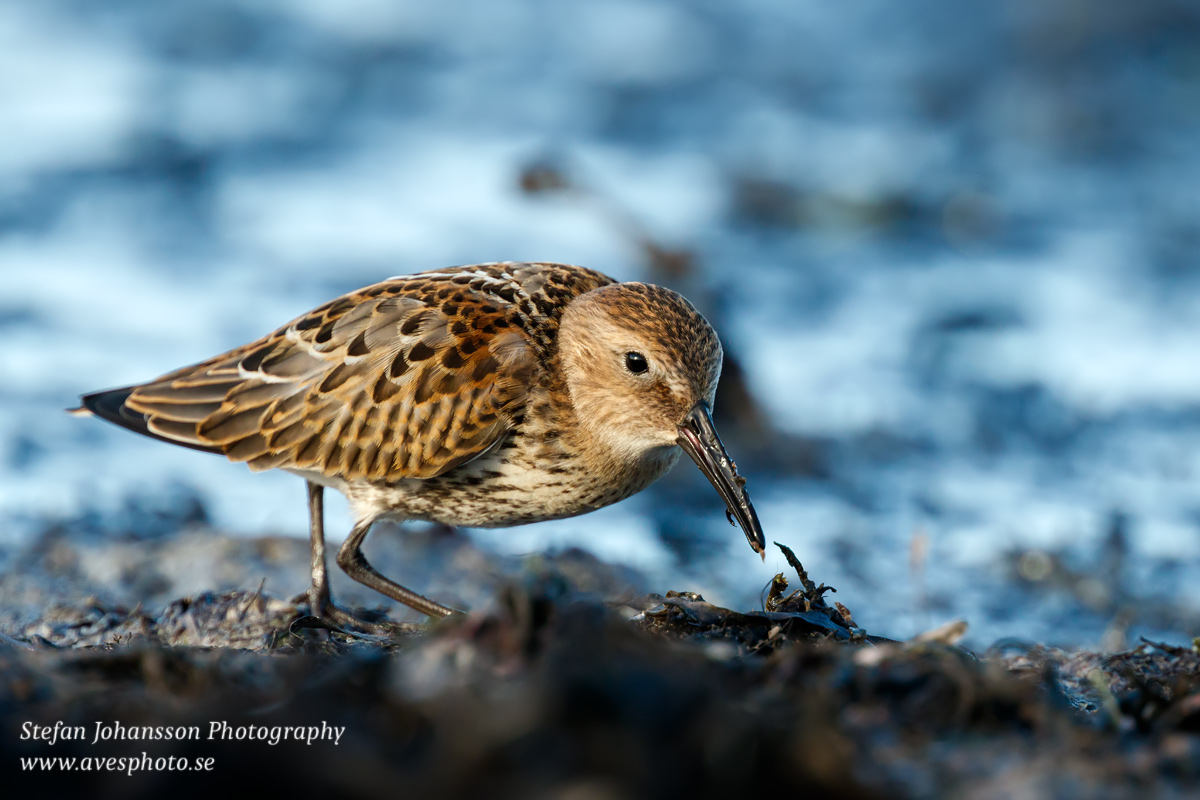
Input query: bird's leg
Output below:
<box><xmin>336</xmin><ymin>520</ymin><xmax>460</xmax><ymax>619</ymax></box>
<box><xmin>305</xmin><ymin>480</ymin><xmax>332</xmax><ymax>618</ymax></box>
<box><xmin>302</xmin><ymin>481</ymin><xmax>425</xmax><ymax>636</ymax></box>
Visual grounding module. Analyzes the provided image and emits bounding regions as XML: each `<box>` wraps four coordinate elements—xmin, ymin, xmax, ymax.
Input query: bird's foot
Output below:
<box><xmin>320</xmin><ymin>602</ymin><xmax>425</xmax><ymax>638</ymax></box>
<box><xmin>290</xmin><ymin>595</ymin><xmax>425</xmax><ymax>641</ymax></box>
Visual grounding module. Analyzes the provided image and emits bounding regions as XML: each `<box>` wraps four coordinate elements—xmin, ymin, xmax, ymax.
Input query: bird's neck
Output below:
<box><xmin>542</xmin><ymin>386</ymin><xmax>677</xmax><ymax>502</ymax></box>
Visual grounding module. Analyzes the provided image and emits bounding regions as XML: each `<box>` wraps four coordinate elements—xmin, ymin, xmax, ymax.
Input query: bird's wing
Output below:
<box><xmin>93</xmin><ymin>274</ymin><xmax>537</xmax><ymax>481</ymax></box>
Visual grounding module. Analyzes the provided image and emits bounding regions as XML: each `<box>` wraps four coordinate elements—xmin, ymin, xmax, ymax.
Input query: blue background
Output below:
<box><xmin>3</xmin><ymin>0</ymin><xmax>1199</xmax><ymax>646</ymax></box>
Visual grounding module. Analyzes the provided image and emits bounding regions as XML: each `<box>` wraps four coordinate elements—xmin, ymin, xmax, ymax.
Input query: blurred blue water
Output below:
<box><xmin>3</xmin><ymin>0</ymin><xmax>1200</xmax><ymax>647</ymax></box>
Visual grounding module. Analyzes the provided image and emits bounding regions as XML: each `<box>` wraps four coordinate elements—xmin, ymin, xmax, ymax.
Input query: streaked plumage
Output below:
<box><xmin>75</xmin><ymin>262</ymin><xmax>763</xmax><ymax>631</ymax></box>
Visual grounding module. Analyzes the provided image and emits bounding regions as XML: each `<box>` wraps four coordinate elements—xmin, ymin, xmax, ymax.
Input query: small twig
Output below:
<box><xmin>239</xmin><ymin>578</ymin><xmax>267</xmax><ymax>622</ymax></box>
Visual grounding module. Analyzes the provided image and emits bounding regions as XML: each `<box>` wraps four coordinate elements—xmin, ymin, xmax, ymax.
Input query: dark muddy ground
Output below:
<box><xmin>3</xmin><ymin>519</ymin><xmax>1200</xmax><ymax>799</ymax></box>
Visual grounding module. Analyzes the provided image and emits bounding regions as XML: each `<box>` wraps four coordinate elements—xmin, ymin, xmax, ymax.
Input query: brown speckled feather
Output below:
<box><xmin>122</xmin><ymin>263</ymin><xmax>613</xmax><ymax>482</ymax></box>
<box><xmin>77</xmin><ymin>260</ymin><xmax>765</xmax><ymax>623</ymax></box>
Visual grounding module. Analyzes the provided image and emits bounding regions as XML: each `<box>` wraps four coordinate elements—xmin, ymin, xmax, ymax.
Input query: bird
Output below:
<box><xmin>72</xmin><ymin>262</ymin><xmax>765</xmax><ymax>633</ymax></box>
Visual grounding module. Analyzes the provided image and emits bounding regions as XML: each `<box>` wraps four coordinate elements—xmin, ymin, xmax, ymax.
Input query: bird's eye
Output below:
<box><xmin>624</xmin><ymin>352</ymin><xmax>649</xmax><ymax>374</ymax></box>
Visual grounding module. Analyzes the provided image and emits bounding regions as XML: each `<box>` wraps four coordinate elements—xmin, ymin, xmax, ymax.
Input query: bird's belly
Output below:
<box><xmin>340</xmin><ymin>443</ymin><xmax>680</xmax><ymax>529</ymax></box>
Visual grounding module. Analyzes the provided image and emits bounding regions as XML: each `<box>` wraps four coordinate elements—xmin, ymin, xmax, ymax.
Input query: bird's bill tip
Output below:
<box><xmin>676</xmin><ymin>402</ymin><xmax>766</xmax><ymax>557</ymax></box>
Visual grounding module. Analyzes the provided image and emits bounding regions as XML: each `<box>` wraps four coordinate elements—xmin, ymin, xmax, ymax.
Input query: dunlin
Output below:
<box><xmin>74</xmin><ymin>262</ymin><xmax>764</xmax><ymax>631</ymax></box>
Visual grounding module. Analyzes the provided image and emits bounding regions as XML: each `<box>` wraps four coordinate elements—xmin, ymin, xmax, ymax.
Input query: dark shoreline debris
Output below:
<box><xmin>636</xmin><ymin>542</ymin><xmax>887</xmax><ymax>651</ymax></box>
<box><xmin>4</xmin><ymin>533</ymin><xmax>1200</xmax><ymax>797</ymax></box>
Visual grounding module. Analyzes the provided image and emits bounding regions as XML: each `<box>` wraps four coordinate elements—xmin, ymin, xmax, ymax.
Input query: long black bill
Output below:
<box><xmin>676</xmin><ymin>402</ymin><xmax>766</xmax><ymax>559</ymax></box>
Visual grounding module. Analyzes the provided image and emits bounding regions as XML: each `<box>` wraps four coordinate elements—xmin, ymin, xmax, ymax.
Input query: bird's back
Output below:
<box><xmin>81</xmin><ymin>262</ymin><xmax>615</xmax><ymax>491</ymax></box>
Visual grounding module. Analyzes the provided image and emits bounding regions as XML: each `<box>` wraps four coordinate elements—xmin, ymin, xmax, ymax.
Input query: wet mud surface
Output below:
<box><xmin>4</xmin><ymin>524</ymin><xmax>1200</xmax><ymax>799</ymax></box>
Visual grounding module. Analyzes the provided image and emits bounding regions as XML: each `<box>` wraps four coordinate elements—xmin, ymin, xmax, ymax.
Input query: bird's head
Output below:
<box><xmin>559</xmin><ymin>282</ymin><xmax>765</xmax><ymax>557</ymax></box>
